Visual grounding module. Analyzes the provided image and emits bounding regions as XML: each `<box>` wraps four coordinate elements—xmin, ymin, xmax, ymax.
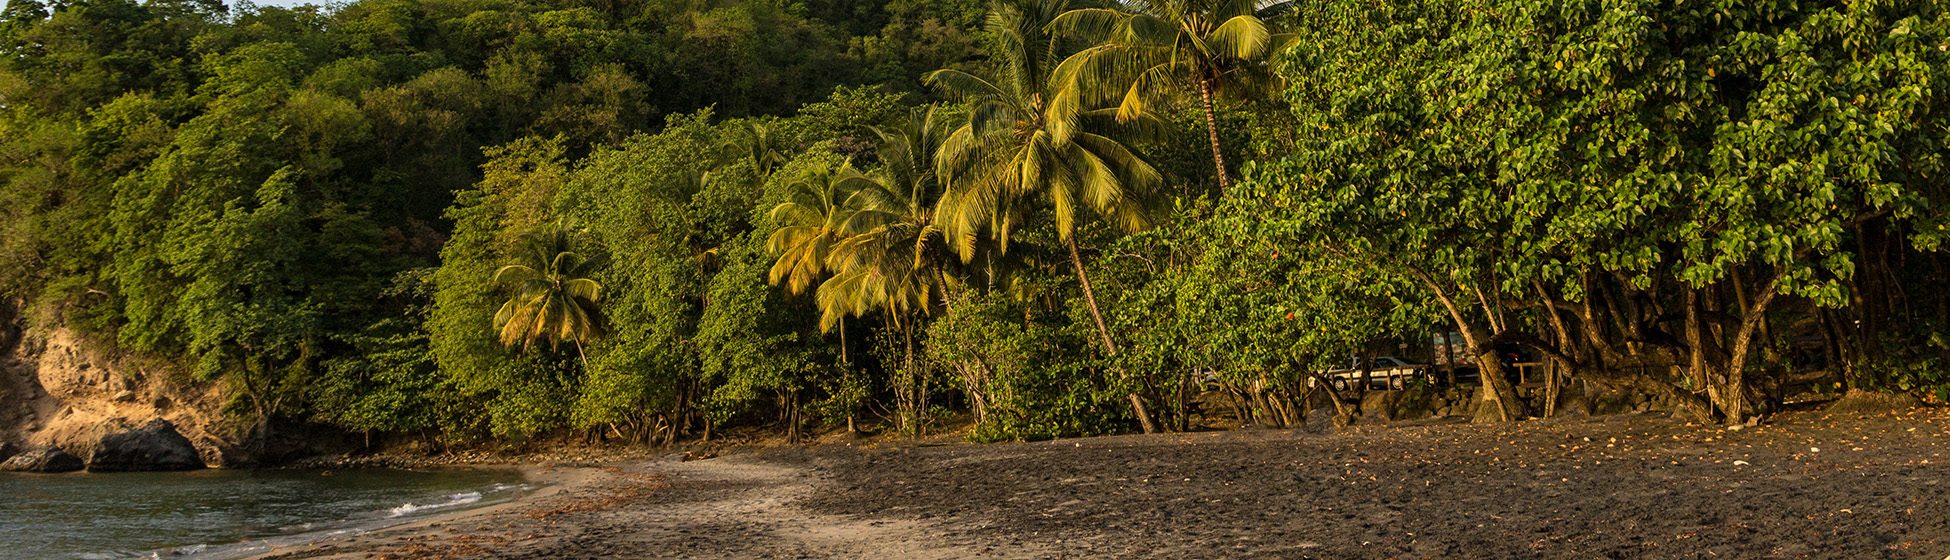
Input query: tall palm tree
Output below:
<box><xmin>927</xmin><ymin>0</ymin><xmax>1165</xmax><ymax>431</ymax></box>
<box><xmin>869</xmin><ymin>107</ymin><xmax>954</xmax><ymax>221</ymax></box>
<box><xmin>493</xmin><ymin>222</ymin><xmax>606</xmax><ymax>367</ymax></box>
<box><xmin>770</xmin><ymin>108</ymin><xmax>961</xmax><ymax>331</ymax></box>
<box><xmin>1050</xmin><ymin>0</ymin><xmax>1293</xmax><ymax>191</ymax></box>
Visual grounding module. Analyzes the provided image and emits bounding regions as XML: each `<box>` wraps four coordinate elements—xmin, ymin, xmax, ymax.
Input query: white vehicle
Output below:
<box><xmin>1313</xmin><ymin>356</ymin><xmax>1427</xmax><ymax>391</ymax></box>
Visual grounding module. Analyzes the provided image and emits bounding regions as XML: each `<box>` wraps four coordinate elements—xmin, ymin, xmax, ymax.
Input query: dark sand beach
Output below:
<box><xmin>250</xmin><ymin>406</ymin><xmax>1950</xmax><ymax>560</ymax></box>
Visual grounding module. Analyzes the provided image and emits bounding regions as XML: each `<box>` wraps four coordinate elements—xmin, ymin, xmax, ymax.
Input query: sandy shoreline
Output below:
<box><xmin>242</xmin><ymin>408</ymin><xmax>1949</xmax><ymax>559</ymax></box>
<box><xmin>247</xmin><ymin>449</ymin><xmax>1006</xmax><ymax>560</ymax></box>
<box><xmin>241</xmin><ymin>461</ymin><xmax>617</xmax><ymax>559</ymax></box>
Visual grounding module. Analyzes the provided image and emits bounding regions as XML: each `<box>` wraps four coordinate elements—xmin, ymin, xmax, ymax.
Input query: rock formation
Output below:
<box><xmin>0</xmin><ymin>446</ymin><xmax>84</xmax><ymax>473</ymax></box>
<box><xmin>86</xmin><ymin>419</ymin><xmax>205</xmax><ymax>472</ymax></box>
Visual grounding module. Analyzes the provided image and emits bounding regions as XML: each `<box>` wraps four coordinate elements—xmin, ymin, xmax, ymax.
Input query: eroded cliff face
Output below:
<box><xmin>0</xmin><ymin>303</ymin><xmax>238</xmax><ymax>467</ymax></box>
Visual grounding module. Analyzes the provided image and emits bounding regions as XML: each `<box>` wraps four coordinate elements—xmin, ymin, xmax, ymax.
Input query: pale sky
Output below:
<box><xmin>2</xmin><ymin>0</ymin><xmax>327</xmax><ymax>15</ymax></box>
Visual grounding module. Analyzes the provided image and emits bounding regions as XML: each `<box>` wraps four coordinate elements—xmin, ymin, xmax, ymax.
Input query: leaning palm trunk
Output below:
<box><xmin>1067</xmin><ymin>236</ymin><xmax>1159</xmax><ymax>433</ymax></box>
<box><xmin>1197</xmin><ymin>78</ymin><xmax>1231</xmax><ymax>191</ymax></box>
<box><xmin>1048</xmin><ymin>4</ymin><xmax>1291</xmax><ymax>196</ymax></box>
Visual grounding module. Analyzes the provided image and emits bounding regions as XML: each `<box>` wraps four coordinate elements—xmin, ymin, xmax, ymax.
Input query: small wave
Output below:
<box><xmin>387</xmin><ymin>491</ymin><xmax>482</xmax><ymax>518</ymax></box>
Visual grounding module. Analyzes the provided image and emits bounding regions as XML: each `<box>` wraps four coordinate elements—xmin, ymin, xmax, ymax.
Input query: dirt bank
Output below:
<box><xmin>256</xmin><ymin>406</ymin><xmax>1950</xmax><ymax>559</ymax></box>
<box><xmin>0</xmin><ymin>321</ymin><xmax>237</xmax><ymax>464</ymax></box>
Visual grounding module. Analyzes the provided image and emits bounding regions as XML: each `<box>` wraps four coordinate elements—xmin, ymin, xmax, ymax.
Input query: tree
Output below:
<box><xmin>492</xmin><ymin>221</ymin><xmax>606</xmax><ymax>368</ymax></box>
<box><xmin>927</xmin><ymin>0</ymin><xmax>1166</xmax><ymax>431</ymax></box>
<box><xmin>728</xmin><ymin>121</ymin><xmax>791</xmax><ymax>180</ymax></box>
<box><xmin>765</xmin><ymin>163</ymin><xmax>880</xmax><ymax>302</ymax></box>
<box><xmin>1050</xmin><ymin>0</ymin><xmax>1292</xmax><ymax>191</ymax></box>
<box><xmin>1257</xmin><ymin>0</ymin><xmax>1950</xmax><ymax>425</ymax></box>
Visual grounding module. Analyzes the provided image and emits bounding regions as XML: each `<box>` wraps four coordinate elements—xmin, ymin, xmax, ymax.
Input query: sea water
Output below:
<box><xmin>0</xmin><ymin>467</ymin><xmax>530</xmax><ymax>560</ymax></box>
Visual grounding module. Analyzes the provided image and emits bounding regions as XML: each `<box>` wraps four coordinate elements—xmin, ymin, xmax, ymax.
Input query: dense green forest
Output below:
<box><xmin>1</xmin><ymin>0</ymin><xmax>1945</xmax><ymax>450</ymax></box>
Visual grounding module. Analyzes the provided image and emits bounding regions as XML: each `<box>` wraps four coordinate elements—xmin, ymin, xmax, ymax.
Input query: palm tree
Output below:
<box><xmin>492</xmin><ymin>222</ymin><xmax>606</xmax><ymax>368</ymax></box>
<box><xmin>765</xmin><ymin>165</ymin><xmax>881</xmax><ymax>297</ymax></box>
<box><xmin>860</xmin><ymin>106</ymin><xmax>960</xmax><ymax>303</ymax></box>
<box><xmin>1049</xmin><ymin>0</ymin><xmax>1293</xmax><ymax>191</ymax></box>
<box><xmin>727</xmin><ymin>121</ymin><xmax>790</xmax><ymax>179</ymax></box>
<box><xmin>767</xmin><ymin>158</ymin><xmax>945</xmax><ymax>436</ymax></box>
<box><xmin>926</xmin><ymin>0</ymin><xmax>1165</xmax><ymax>432</ymax></box>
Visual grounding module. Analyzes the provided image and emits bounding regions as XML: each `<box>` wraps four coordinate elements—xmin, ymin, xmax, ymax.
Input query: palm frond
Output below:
<box><xmin>1207</xmin><ymin>15</ymin><xmax>1272</xmax><ymax>60</ymax></box>
<box><xmin>922</xmin><ymin>69</ymin><xmax>1009</xmax><ymax>103</ymax></box>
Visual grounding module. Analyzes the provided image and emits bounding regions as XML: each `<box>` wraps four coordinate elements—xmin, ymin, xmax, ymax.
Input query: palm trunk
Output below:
<box><xmin>904</xmin><ymin>315</ymin><xmax>919</xmax><ymax>437</ymax></box>
<box><xmin>1066</xmin><ymin>235</ymin><xmax>1158</xmax><ymax>433</ymax></box>
<box><xmin>1197</xmin><ymin>78</ymin><xmax>1232</xmax><ymax>192</ymax></box>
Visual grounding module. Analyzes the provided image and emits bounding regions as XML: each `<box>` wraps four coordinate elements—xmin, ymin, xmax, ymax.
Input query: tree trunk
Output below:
<box><xmin>1180</xmin><ymin>367</ymin><xmax>1196</xmax><ymax>432</ymax></box>
<box><xmin>1310</xmin><ymin>373</ymin><xmax>1356</xmax><ymax>425</ymax></box>
<box><xmin>1533</xmin><ymin>281</ymin><xmax>1581</xmax><ymax>417</ymax></box>
<box><xmin>1405</xmin><ymin>269</ymin><xmax>1524</xmax><ymax>422</ymax></box>
<box><xmin>1470</xmin><ymin>344</ymin><xmax>1525</xmax><ymax>423</ymax></box>
<box><xmin>1440</xmin><ymin>332</ymin><xmax>1458</xmax><ymax>386</ymax></box>
<box><xmin>1684</xmin><ymin>287</ymin><xmax>1715</xmax><ymax>415</ymax></box>
<box><xmin>902</xmin><ymin>313</ymin><xmax>919</xmax><ymax>436</ymax></box>
<box><xmin>574</xmin><ymin>339</ymin><xmax>592</xmax><ymax>374</ymax></box>
<box><xmin>1066</xmin><ymin>235</ymin><xmax>1158</xmax><ymax>433</ymax></box>
<box><xmin>1357</xmin><ymin>344</ymin><xmax>1378</xmax><ymax>396</ymax></box>
<box><xmin>1196</xmin><ymin>78</ymin><xmax>1232</xmax><ymax>192</ymax></box>
<box><xmin>1719</xmin><ymin>267</ymin><xmax>1787</xmax><ymax>424</ymax></box>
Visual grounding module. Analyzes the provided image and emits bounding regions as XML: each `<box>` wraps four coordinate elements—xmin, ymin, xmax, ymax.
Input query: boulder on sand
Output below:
<box><xmin>87</xmin><ymin>419</ymin><xmax>205</xmax><ymax>472</ymax></box>
<box><xmin>0</xmin><ymin>447</ymin><xmax>85</xmax><ymax>473</ymax></box>
<box><xmin>1304</xmin><ymin>407</ymin><xmax>1354</xmax><ymax>434</ymax></box>
<box><xmin>1824</xmin><ymin>390</ymin><xmax>1922</xmax><ymax>417</ymax></box>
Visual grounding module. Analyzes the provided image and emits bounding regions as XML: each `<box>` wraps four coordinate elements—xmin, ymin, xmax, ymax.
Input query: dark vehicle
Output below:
<box><xmin>1439</xmin><ymin>342</ymin><xmax>1533</xmax><ymax>386</ymax></box>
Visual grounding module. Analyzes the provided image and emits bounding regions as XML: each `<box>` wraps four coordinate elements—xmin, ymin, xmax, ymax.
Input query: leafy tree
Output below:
<box><xmin>1257</xmin><ymin>0</ymin><xmax>1950</xmax><ymax>424</ymax></box>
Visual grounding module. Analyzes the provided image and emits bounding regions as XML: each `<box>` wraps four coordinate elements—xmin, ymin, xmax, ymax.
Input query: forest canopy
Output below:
<box><xmin>0</xmin><ymin>0</ymin><xmax>1944</xmax><ymax>450</ymax></box>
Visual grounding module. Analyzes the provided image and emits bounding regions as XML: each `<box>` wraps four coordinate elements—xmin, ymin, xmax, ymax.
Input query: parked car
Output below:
<box><xmin>1314</xmin><ymin>357</ymin><xmax>1429</xmax><ymax>391</ymax></box>
<box><xmin>1440</xmin><ymin>344</ymin><xmax>1533</xmax><ymax>386</ymax></box>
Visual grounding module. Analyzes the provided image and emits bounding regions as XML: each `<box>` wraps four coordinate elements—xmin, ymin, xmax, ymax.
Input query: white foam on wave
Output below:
<box><xmin>387</xmin><ymin>491</ymin><xmax>482</xmax><ymax>518</ymax></box>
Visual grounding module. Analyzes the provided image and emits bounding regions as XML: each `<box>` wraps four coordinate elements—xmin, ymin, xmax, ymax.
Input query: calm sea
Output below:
<box><xmin>0</xmin><ymin>467</ymin><xmax>529</xmax><ymax>559</ymax></box>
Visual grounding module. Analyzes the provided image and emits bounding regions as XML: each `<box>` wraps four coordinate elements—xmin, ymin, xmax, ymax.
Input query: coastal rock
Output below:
<box><xmin>0</xmin><ymin>447</ymin><xmax>84</xmax><ymax>472</ymax></box>
<box><xmin>0</xmin><ymin>441</ymin><xmax>17</xmax><ymax>462</ymax></box>
<box><xmin>87</xmin><ymin>419</ymin><xmax>204</xmax><ymax>472</ymax></box>
<box><xmin>1358</xmin><ymin>391</ymin><xmax>1397</xmax><ymax>424</ymax></box>
<box><xmin>1304</xmin><ymin>407</ymin><xmax>1347</xmax><ymax>435</ymax></box>
<box><xmin>1824</xmin><ymin>390</ymin><xmax>1923</xmax><ymax>417</ymax></box>
<box><xmin>1553</xmin><ymin>397</ymin><xmax>1591</xmax><ymax>419</ymax></box>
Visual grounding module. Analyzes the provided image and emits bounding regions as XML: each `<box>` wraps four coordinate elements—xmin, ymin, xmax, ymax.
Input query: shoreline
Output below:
<box><xmin>239</xmin><ymin>460</ymin><xmax>615</xmax><ymax>560</ymax></box>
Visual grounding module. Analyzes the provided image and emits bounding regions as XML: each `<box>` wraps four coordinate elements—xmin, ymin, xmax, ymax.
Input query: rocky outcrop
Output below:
<box><xmin>4</xmin><ymin>319</ymin><xmax>235</xmax><ymax>468</ymax></box>
<box><xmin>1824</xmin><ymin>389</ymin><xmax>1923</xmax><ymax>416</ymax></box>
<box><xmin>0</xmin><ymin>440</ymin><xmax>16</xmax><ymax>462</ymax></box>
<box><xmin>86</xmin><ymin>419</ymin><xmax>205</xmax><ymax>472</ymax></box>
<box><xmin>0</xmin><ymin>446</ymin><xmax>84</xmax><ymax>472</ymax></box>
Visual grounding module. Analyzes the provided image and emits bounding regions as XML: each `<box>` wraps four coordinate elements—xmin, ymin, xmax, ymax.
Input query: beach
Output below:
<box><xmin>247</xmin><ymin>407</ymin><xmax>1950</xmax><ymax>559</ymax></box>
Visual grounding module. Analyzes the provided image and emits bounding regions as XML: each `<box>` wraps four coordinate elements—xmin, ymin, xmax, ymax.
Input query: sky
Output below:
<box><xmin>2</xmin><ymin>0</ymin><xmax>324</xmax><ymax>14</ymax></box>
